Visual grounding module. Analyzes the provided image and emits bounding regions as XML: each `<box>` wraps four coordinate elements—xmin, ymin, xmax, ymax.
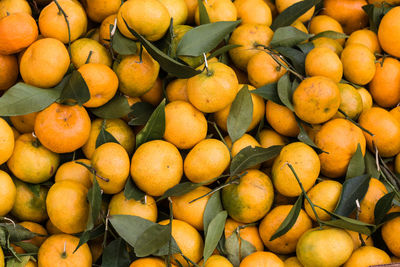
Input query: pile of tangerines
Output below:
<box><xmin>2</xmin><ymin>0</ymin><xmax>400</xmax><ymax>266</ymax></box>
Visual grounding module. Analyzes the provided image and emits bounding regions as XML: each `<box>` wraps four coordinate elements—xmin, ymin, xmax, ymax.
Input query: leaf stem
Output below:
<box><xmin>338</xmin><ymin>109</ymin><xmax>374</xmax><ymax>137</ymax></box>
<box><xmin>355</xmin><ymin>199</ymin><xmax>366</xmax><ymax>246</ymax></box>
<box><xmin>208</xmin><ymin>120</ymin><xmax>232</xmax><ymax>159</ymax></box>
<box><xmin>85</xmin><ymin>50</ymin><xmax>93</xmax><ymax>65</ymax></box>
<box><xmin>53</xmin><ymin>0</ymin><xmax>71</xmax><ymax>57</ymax></box>
<box><xmin>285</xmin><ymin>162</ymin><xmax>323</xmax><ymax>228</ymax></box>
<box><xmin>202</xmin><ymin>53</ymin><xmax>212</xmax><ymax>76</ymax></box>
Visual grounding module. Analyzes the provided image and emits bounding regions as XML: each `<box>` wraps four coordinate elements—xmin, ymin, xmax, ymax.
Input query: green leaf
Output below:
<box><xmin>135</xmin><ymin>99</ymin><xmax>166</xmax><ymax>149</ymax></box>
<box><xmin>154</xmin><ymin>19</ymin><xmax>174</xmax><ymax>57</ymax></box>
<box><xmin>152</xmin><ymin>236</ymin><xmax>181</xmax><ymax>256</ymax></box>
<box><xmin>365</xmin><ymin>150</ymin><xmax>380</xmax><ymax>179</ymax></box>
<box><xmin>203</xmin><ymin>191</ymin><xmax>223</xmax><ymax>236</ymax></box>
<box><xmin>86</xmin><ymin>174</ymin><xmax>102</xmax><ymax>230</ymax></box>
<box><xmin>0</xmin><ymin>78</ymin><xmax>66</xmax><ymax>116</ymax></box>
<box><xmin>109</xmin><ymin>215</ymin><xmax>156</xmax><ymax>247</ymax></box>
<box><xmin>297</xmin><ymin>42</ymin><xmax>314</xmax><ymax>55</ymax></box>
<box><xmin>203</xmin><ymin>211</ymin><xmax>228</xmax><ymax>262</ymax></box>
<box><xmin>382</xmin><ymin>212</ymin><xmax>400</xmax><ymax>224</ymax></box>
<box><xmin>59</xmin><ymin>71</ymin><xmax>90</xmax><ymax>106</ymax></box>
<box><xmin>274</xmin><ymin>46</ymin><xmax>306</xmax><ymax>75</ymax></box>
<box><xmin>362</xmin><ymin>4</ymin><xmax>393</xmax><ymax>33</ymax></box>
<box><xmin>270</xmin><ymin>194</ymin><xmax>304</xmax><ymax>241</ymax></box>
<box><xmin>271</xmin><ymin>0</ymin><xmax>321</xmax><ymax>31</ymax></box>
<box><xmin>227</xmin><ymin>85</ymin><xmax>253</xmax><ymax>143</ymax></box>
<box><xmin>310</xmin><ymin>30</ymin><xmax>348</xmax><ymax>41</ymax></box>
<box><xmin>122</xmin><ymin>18</ymin><xmax>200</xmax><ymax>78</ymax></box>
<box><xmin>225</xmin><ymin>232</ymin><xmax>256</xmax><ymax>267</ymax></box>
<box><xmin>75</xmin><ymin>224</ymin><xmax>106</xmax><ymax>253</ymax></box>
<box><xmin>134</xmin><ymin>223</ymin><xmax>171</xmax><ymax>257</ymax></box>
<box><xmin>12</xmin><ymin>241</ymin><xmax>39</xmax><ymax>253</ymax></box>
<box><xmin>277</xmin><ymin>73</ymin><xmax>294</xmax><ymax>111</ymax></box>
<box><xmin>346</xmin><ymin>144</ymin><xmax>365</xmax><ymax>179</ymax></box>
<box><xmin>296</xmin><ymin>118</ymin><xmax>325</xmax><ymax>154</ymax></box>
<box><xmin>124</xmin><ymin>178</ymin><xmax>145</xmax><ymax>201</ymax></box>
<box><xmin>374</xmin><ymin>192</ymin><xmax>395</xmax><ymax>225</ymax></box>
<box><xmin>6</xmin><ymin>256</ymin><xmax>31</xmax><ymax>267</ymax></box>
<box><xmin>322</xmin><ymin>219</ymin><xmax>373</xmax><ymax>236</ymax></box>
<box><xmin>128</xmin><ymin>102</ymin><xmax>154</xmax><ymax>126</ymax></box>
<box><xmin>270</xmin><ymin>26</ymin><xmax>312</xmax><ymax>48</ymax></box>
<box><xmin>230</xmin><ymin>145</ymin><xmax>283</xmax><ymax>176</ymax></box>
<box><xmin>208</xmin><ymin>44</ymin><xmax>241</xmax><ymax>60</ymax></box>
<box><xmin>197</xmin><ymin>0</ymin><xmax>210</xmax><ymax>25</ymax></box>
<box><xmin>334</xmin><ymin>174</ymin><xmax>371</xmax><ymax>217</ymax></box>
<box><xmin>177</xmin><ymin>20</ymin><xmax>241</xmax><ymax>57</ymax></box>
<box><xmin>95</xmin><ymin>120</ymin><xmax>120</xmax><ymax>148</ymax></box>
<box><xmin>158</xmin><ymin>182</ymin><xmax>203</xmax><ymax>201</ymax></box>
<box><xmin>111</xmin><ymin>28</ymin><xmax>137</xmax><ymax>56</ymax></box>
<box><xmin>101</xmin><ymin>238</ymin><xmax>130</xmax><ymax>267</ymax></box>
<box><xmin>1</xmin><ymin>224</ymin><xmax>37</xmax><ymax>242</ymax></box>
<box><xmin>251</xmin><ymin>83</ymin><xmax>282</xmax><ymax>105</ymax></box>
<box><xmin>90</xmin><ymin>94</ymin><xmax>131</xmax><ymax>119</ymax></box>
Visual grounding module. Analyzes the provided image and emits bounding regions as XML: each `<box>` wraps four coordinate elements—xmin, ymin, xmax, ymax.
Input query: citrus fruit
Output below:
<box><xmin>272</xmin><ymin>142</ymin><xmax>320</xmax><ymax>197</ymax></box>
<box><xmin>382</xmin><ymin>215</ymin><xmax>400</xmax><ymax>257</ymax></box>
<box><xmin>131</xmin><ymin>140</ymin><xmax>183</xmax><ymax>197</ymax></box>
<box><xmin>359</xmin><ymin>178</ymin><xmax>388</xmax><ymax>224</ymax></box>
<box><xmin>114</xmin><ymin>51</ymin><xmax>160</xmax><ymax>97</ymax></box>
<box><xmin>194</xmin><ymin>0</ymin><xmax>237</xmax><ymax>25</ymax></box>
<box><xmin>229</xmin><ymin>24</ymin><xmax>274</xmax><ymax>71</ymax></box>
<box><xmin>239</xmin><ymin>251</ymin><xmax>284</xmax><ymax>267</ymax></box>
<box><xmin>305</xmin><ymin>47</ymin><xmax>343</xmax><ymax>83</ymax></box>
<box><xmin>259</xmin><ymin>205</ymin><xmax>312</xmax><ymax>254</ymax></box>
<box><xmin>225</xmin><ymin>133</ymin><xmax>261</xmax><ymax>158</ymax></box>
<box><xmin>0</xmin><ymin>12</ymin><xmax>38</xmax><ymax>55</ymax></box>
<box><xmin>201</xmin><ymin>255</ymin><xmax>233</xmax><ymax>267</ymax></box>
<box><xmin>70</xmin><ymin>38</ymin><xmax>112</xmax><ymax>68</ymax></box>
<box><xmin>12</xmin><ymin>179</ymin><xmax>48</xmax><ymax>222</ymax></box>
<box><xmin>19</xmin><ymin>38</ymin><xmax>70</xmax><ymax>88</ymax></box>
<box><xmin>171</xmin><ymin>186</ymin><xmax>212</xmax><ymax>230</ymax></box>
<box><xmin>247</xmin><ymin>51</ymin><xmax>287</xmax><ymax>88</ymax></box>
<box><xmin>378</xmin><ymin>6</ymin><xmax>400</xmax><ymax>57</ymax></box>
<box><xmin>140</xmin><ymin>77</ymin><xmax>163</xmax><ymax>106</ymax></box>
<box><xmin>91</xmin><ymin>142</ymin><xmax>130</xmax><ymax>194</ymax></box>
<box><xmin>0</xmin><ymin>170</ymin><xmax>16</xmax><ymax>216</ymax></box>
<box><xmin>99</xmin><ymin>13</ymin><xmax>116</xmax><ymax>46</ymax></box>
<box><xmin>109</xmin><ymin>192</ymin><xmax>157</xmax><ymax>222</ymax></box>
<box><xmin>38</xmin><ymin>234</ymin><xmax>92</xmax><ymax>267</ymax></box>
<box><xmin>304</xmin><ymin>180</ymin><xmax>342</xmax><ymax>221</ymax></box>
<box><xmin>0</xmin><ymin>0</ymin><xmax>31</xmax><ymax>19</ymax></box>
<box><xmin>7</xmin><ymin>133</ymin><xmax>60</xmax><ymax>184</ymax></box>
<box><xmin>117</xmin><ymin>0</ymin><xmax>170</xmax><ymax>41</ymax></box>
<box><xmin>341</xmin><ymin>43</ymin><xmax>376</xmax><ymax>85</ymax></box>
<box><xmin>166</xmin><ymin>79</ymin><xmax>189</xmax><ymax>102</ymax></box>
<box><xmin>343</xmin><ymin>246</ymin><xmax>391</xmax><ymax>267</ymax></box>
<box><xmin>83</xmin><ymin>0</ymin><xmax>120</xmax><ymax>23</ymax></box>
<box><xmin>222</xmin><ymin>169</ymin><xmax>274</xmax><ymax>223</ymax></box>
<box><xmin>322</xmin><ymin>0</ymin><xmax>368</xmax><ymax>34</ymax></box>
<box><xmin>369</xmin><ymin>57</ymin><xmax>400</xmax><ymax>108</ymax></box>
<box><xmin>358</xmin><ymin>107</ymin><xmax>400</xmax><ymax>157</ymax></box>
<box><xmin>159</xmin><ymin>219</ymin><xmax>203</xmax><ymax>267</ymax></box>
<box><xmin>266</xmin><ymin>101</ymin><xmax>299</xmax><ymax>137</ymax></box>
<box><xmin>309</xmin><ymin>15</ymin><xmax>345</xmax><ymax>45</ymax></box>
<box><xmin>276</xmin><ymin>0</ymin><xmax>314</xmax><ymax>22</ymax></box>
<box><xmin>129</xmin><ymin>257</ymin><xmax>166</xmax><ymax>267</ymax></box>
<box><xmin>292</xmin><ymin>76</ymin><xmax>341</xmax><ymax>124</ymax></box>
<box><xmin>9</xmin><ymin>112</ymin><xmax>37</xmax><ymax>134</ymax></box>
<box><xmin>164</xmin><ymin>100</ymin><xmax>207</xmax><ymax>149</ymax></box>
<box><xmin>55</xmin><ymin>159</ymin><xmax>93</xmax><ymax>189</ymax></box>
<box><xmin>0</xmin><ymin>54</ymin><xmax>18</xmax><ymax>90</ymax></box>
<box><xmin>14</xmin><ymin>221</ymin><xmax>48</xmax><ymax>253</ymax></box>
<box><xmin>315</xmin><ymin>118</ymin><xmax>366</xmax><ymax>178</ymax></box>
<box><xmin>187</xmin><ymin>62</ymin><xmax>239</xmax><ymax>113</ymax></box>
<box><xmin>83</xmin><ymin>118</ymin><xmax>135</xmax><ymax>159</ymax></box>
<box><xmin>336</xmin><ymin>83</ymin><xmax>363</xmax><ymax>120</ymax></box>
<box><xmin>184</xmin><ymin>139</ymin><xmax>230</xmax><ymax>184</ymax></box>
<box><xmin>346</xmin><ymin>28</ymin><xmax>381</xmax><ymax>54</ymax></box>
<box><xmin>312</xmin><ymin>37</ymin><xmax>343</xmax><ymax>56</ymax></box>
<box><xmin>46</xmin><ymin>180</ymin><xmax>89</xmax><ymax>234</ymax></box>
<box><xmin>224</xmin><ymin>218</ymin><xmax>264</xmax><ymax>251</ymax></box>
<box><xmin>283</xmin><ymin>257</ymin><xmax>303</xmax><ymax>267</ymax></box>
<box><xmin>34</xmin><ymin>102</ymin><xmax>91</xmax><ymax>154</ymax></box>
<box><xmin>296</xmin><ymin>227</ymin><xmax>353</xmax><ymax>267</ymax></box>
<box><xmin>39</xmin><ymin>0</ymin><xmax>87</xmax><ymax>44</ymax></box>
<box><xmin>345</xmin><ymin>229</ymin><xmax>373</xmax><ymax>250</ymax></box>
<box><xmin>159</xmin><ymin>0</ymin><xmax>188</xmax><ymax>26</ymax></box>
<box><xmin>234</xmin><ymin>0</ymin><xmax>272</xmax><ymax>26</ymax></box>
<box><xmin>0</xmin><ymin>117</ymin><xmax>14</xmax><ymax>164</ymax></box>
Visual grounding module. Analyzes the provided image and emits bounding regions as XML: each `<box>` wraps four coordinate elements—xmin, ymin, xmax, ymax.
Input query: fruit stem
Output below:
<box><xmin>255</xmin><ymin>44</ymin><xmax>304</xmax><ymax>81</ymax></box>
<box><xmin>74</xmin><ymin>161</ymin><xmax>110</xmax><ymax>182</ymax></box>
<box><xmin>53</xmin><ymin>0</ymin><xmax>72</xmax><ymax>57</ymax></box>
<box><xmin>355</xmin><ymin>199</ymin><xmax>366</xmax><ymax>246</ymax></box>
<box><xmin>284</xmin><ymin>162</ymin><xmax>323</xmax><ymax>228</ymax></box>
<box><xmin>31</xmin><ymin>132</ymin><xmax>41</xmax><ymax>148</ymax></box>
<box><xmin>0</xmin><ymin>217</ymin><xmax>16</xmax><ymax>227</ymax></box>
<box><xmin>61</xmin><ymin>241</ymin><xmax>67</xmax><ymax>259</ymax></box>
<box><xmin>202</xmin><ymin>53</ymin><xmax>212</xmax><ymax>77</ymax></box>
<box><xmin>338</xmin><ymin>109</ymin><xmax>374</xmax><ymax>137</ymax></box>
<box><xmin>102</xmin><ymin>209</ymin><xmax>110</xmax><ymax>248</ymax></box>
<box><xmin>85</xmin><ymin>50</ymin><xmax>93</xmax><ymax>65</ymax></box>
